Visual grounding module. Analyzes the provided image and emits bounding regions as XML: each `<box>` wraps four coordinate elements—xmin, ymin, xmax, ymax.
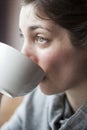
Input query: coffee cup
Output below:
<box><xmin>0</xmin><ymin>42</ymin><xmax>45</xmax><ymax>97</ymax></box>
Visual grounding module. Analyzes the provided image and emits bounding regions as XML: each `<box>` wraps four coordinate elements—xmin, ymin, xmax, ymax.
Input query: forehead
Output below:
<box><xmin>19</xmin><ymin>4</ymin><xmax>36</xmax><ymax>27</ymax></box>
<box><xmin>19</xmin><ymin>4</ymin><xmax>57</xmax><ymax>32</ymax></box>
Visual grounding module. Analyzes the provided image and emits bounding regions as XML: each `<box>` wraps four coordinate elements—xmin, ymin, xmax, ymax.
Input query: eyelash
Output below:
<box><xmin>19</xmin><ymin>31</ymin><xmax>50</xmax><ymax>47</ymax></box>
<box><xmin>35</xmin><ymin>35</ymin><xmax>48</xmax><ymax>45</ymax></box>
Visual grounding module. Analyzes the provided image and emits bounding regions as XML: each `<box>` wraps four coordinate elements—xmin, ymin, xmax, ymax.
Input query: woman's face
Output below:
<box><xmin>19</xmin><ymin>4</ymin><xmax>87</xmax><ymax>95</ymax></box>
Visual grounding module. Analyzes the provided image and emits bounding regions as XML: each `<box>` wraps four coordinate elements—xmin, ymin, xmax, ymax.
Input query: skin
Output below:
<box><xmin>19</xmin><ymin>4</ymin><xmax>87</xmax><ymax>111</ymax></box>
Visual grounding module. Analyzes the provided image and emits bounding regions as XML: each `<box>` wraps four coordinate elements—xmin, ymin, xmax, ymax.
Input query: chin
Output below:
<box><xmin>39</xmin><ymin>83</ymin><xmax>58</xmax><ymax>95</ymax></box>
<box><xmin>39</xmin><ymin>78</ymin><xmax>67</xmax><ymax>95</ymax></box>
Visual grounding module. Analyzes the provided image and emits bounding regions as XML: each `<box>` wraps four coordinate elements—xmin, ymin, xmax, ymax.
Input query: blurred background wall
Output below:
<box><xmin>0</xmin><ymin>0</ymin><xmax>22</xmax><ymax>49</ymax></box>
<box><xmin>0</xmin><ymin>0</ymin><xmax>24</xmax><ymax>126</ymax></box>
<box><xmin>0</xmin><ymin>0</ymin><xmax>7</xmax><ymax>43</ymax></box>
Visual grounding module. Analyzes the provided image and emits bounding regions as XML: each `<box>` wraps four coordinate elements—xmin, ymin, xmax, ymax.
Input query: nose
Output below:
<box><xmin>21</xmin><ymin>43</ymin><xmax>38</xmax><ymax>64</ymax></box>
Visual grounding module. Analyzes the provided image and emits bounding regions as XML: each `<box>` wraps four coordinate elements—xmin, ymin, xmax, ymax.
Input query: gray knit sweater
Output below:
<box><xmin>1</xmin><ymin>87</ymin><xmax>87</xmax><ymax>130</ymax></box>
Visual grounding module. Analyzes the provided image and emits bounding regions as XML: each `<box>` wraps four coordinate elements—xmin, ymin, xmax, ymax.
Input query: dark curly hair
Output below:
<box><xmin>21</xmin><ymin>0</ymin><xmax>87</xmax><ymax>47</ymax></box>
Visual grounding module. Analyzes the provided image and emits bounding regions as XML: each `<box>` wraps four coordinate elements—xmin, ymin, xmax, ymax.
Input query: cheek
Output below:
<box><xmin>38</xmin><ymin>49</ymin><xmax>64</xmax><ymax>73</ymax></box>
<box><xmin>38</xmin><ymin>45</ymin><xmax>76</xmax><ymax>78</ymax></box>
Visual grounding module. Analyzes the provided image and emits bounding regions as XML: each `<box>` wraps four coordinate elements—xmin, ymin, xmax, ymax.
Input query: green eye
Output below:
<box><xmin>34</xmin><ymin>34</ymin><xmax>51</xmax><ymax>48</ymax></box>
<box><xmin>38</xmin><ymin>37</ymin><xmax>45</xmax><ymax>42</ymax></box>
<box><xmin>36</xmin><ymin>36</ymin><xmax>47</xmax><ymax>44</ymax></box>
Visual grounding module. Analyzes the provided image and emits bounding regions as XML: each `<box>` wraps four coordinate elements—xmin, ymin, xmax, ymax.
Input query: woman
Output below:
<box><xmin>1</xmin><ymin>0</ymin><xmax>87</xmax><ymax>129</ymax></box>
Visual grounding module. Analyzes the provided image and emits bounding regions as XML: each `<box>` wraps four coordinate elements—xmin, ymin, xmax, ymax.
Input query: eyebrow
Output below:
<box><xmin>19</xmin><ymin>25</ymin><xmax>52</xmax><ymax>37</ymax></box>
<box><xmin>28</xmin><ymin>25</ymin><xmax>52</xmax><ymax>32</ymax></box>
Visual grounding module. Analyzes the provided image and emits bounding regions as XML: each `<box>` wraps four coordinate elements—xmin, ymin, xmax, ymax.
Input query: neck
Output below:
<box><xmin>65</xmin><ymin>83</ymin><xmax>87</xmax><ymax>112</ymax></box>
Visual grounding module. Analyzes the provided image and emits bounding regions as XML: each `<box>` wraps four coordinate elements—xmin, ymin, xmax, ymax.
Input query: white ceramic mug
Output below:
<box><xmin>0</xmin><ymin>42</ymin><xmax>45</xmax><ymax>97</ymax></box>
